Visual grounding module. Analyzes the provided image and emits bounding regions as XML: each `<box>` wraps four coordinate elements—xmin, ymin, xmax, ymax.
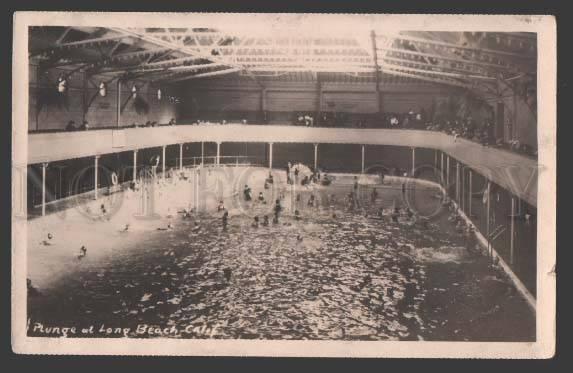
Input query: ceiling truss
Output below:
<box><xmin>29</xmin><ymin>26</ymin><xmax>536</xmax><ymax>103</ymax></box>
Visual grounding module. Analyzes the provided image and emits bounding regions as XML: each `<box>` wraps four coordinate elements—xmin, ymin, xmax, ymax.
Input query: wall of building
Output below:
<box><xmin>29</xmin><ymin>62</ymin><xmax>179</xmax><ymax>131</ymax></box>
<box><xmin>177</xmin><ymin>79</ymin><xmax>459</xmax><ymax>124</ymax></box>
<box><xmin>487</xmin><ymin>80</ymin><xmax>537</xmax><ymax>150</ymax></box>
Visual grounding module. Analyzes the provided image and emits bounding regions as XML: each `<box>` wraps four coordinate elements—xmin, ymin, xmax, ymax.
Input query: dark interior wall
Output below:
<box><xmin>29</xmin><ymin>62</ymin><xmax>179</xmax><ymax>131</ymax></box>
<box><xmin>177</xmin><ymin>79</ymin><xmax>458</xmax><ymax>124</ymax></box>
<box><xmin>486</xmin><ymin>80</ymin><xmax>537</xmax><ymax>149</ymax></box>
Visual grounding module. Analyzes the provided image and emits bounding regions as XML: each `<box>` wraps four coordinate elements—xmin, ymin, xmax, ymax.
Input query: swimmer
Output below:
<box><xmin>192</xmin><ymin>221</ymin><xmax>201</xmax><ymax>232</ymax></box>
<box><xmin>307</xmin><ymin>194</ymin><xmax>315</xmax><ymax>207</ymax></box>
<box><xmin>258</xmin><ymin>192</ymin><xmax>265</xmax><ymax>203</ymax></box>
<box><xmin>222</xmin><ymin>210</ymin><xmax>229</xmax><ymax>229</ymax></box>
<box><xmin>391</xmin><ymin>208</ymin><xmax>399</xmax><ymax>223</ymax></box>
<box><xmin>243</xmin><ymin>185</ymin><xmax>252</xmax><ymax>201</ymax></box>
<box><xmin>294</xmin><ymin>209</ymin><xmax>301</xmax><ymax>221</ymax></box>
<box><xmin>371</xmin><ymin>188</ymin><xmax>378</xmax><ymax>203</ymax></box>
<box><xmin>217</xmin><ymin>200</ymin><xmax>225</xmax><ymax>212</ymax></box>
<box><xmin>41</xmin><ymin>233</ymin><xmax>53</xmax><ymax>246</ymax></box>
<box><xmin>353</xmin><ymin>176</ymin><xmax>359</xmax><ymax>191</ymax></box>
<box><xmin>274</xmin><ymin>199</ymin><xmax>282</xmax><ymax>220</ymax></box>
<box><xmin>405</xmin><ymin>208</ymin><xmax>414</xmax><ymax>219</ymax></box>
<box><xmin>262</xmin><ymin>215</ymin><xmax>269</xmax><ymax>227</ymax></box>
<box><xmin>252</xmin><ymin>216</ymin><xmax>260</xmax><ymax>228</ymax></box>
<box><xmin>77</xmin><ymin>246</ymin><xmax>87</xmax><ymax>260</ymax></box>
<box><xmin>223</xmin><ymin>267</ymin><xmax>232</xmax><ymax>282</ymax></box>
<box><xmin>296</xmin><ymin>194</ymin><xmax>301</xmax><ymax>202</ymax></box>
<box><xmin>296</xmin><ymin>234</ymin><xmax>303</xmax><ymax>242</ymax></box>
<box><xmin>123</xmin><ymin>224</ymin><xmax>130</xmax><ymax>232</ymax></box>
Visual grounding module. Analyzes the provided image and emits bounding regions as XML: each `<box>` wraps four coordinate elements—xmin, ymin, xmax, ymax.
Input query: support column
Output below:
<box><xmin>116</xmin><ymin>79</ymin><xmax>121</xmax><ymax>128</ymax></box>
<box><xmin>461</xmin><ymin>167</ymin><xmax>465</xmax><ymax>212</ymax></box>
<box><xmin>434</xmin><ymin>149</ymin><xmax>438</xmax><ymax>170</ymax></box>
<box><xmin>468</xmin><ymin>170</ymin><xmax>473</xmax><ymax>216</ymax></box>
<box><xmin>316</xmin><ymin>79</ymin><xmax>322</xmax><ymax>126</ymax></box>
<box><xmin>370</xmin><ymin>31</ymin><xmax>383</xmax><ymax>116</ymax></box>
<box><xmin>510</xmin><ymin>196</ymin><xmax>516</xmax><ymax>265</ymax></box>
<box><xmin>216</xmin><ymin>142</ymin><xmax>221</xmax><ymax>166</ymax></box>
<box><xmin>94</xmin><ymin>155</ymin><xmax>100</xmax><ymax>200</ymax></box>
<box><xmin>179</xmin><ymin>143</ymin><xmax>184</xmax><ymax>171</ymax></box>
<box><xmin>440</xmin><ymin>152</ymin><xmax>444</xmax><ymax>185</ymax></box>
<box><xmin>260</xmin><ymin>88</ymin><xmax>267</xmax><ymax>123</ymax></box>
<box><xmin>361</xmin><ymin>145</ymin><xmax>365</xmax><ymax>174</ymax></box>
<box><xmin>314</xmin><ymin>143</ymin><xmax>318</xmax><ymax>170</ymax></box>
<box><xmin>132</xmin><ymin>150</ymin><xmax>138</xmax><ymax>182</ymax></box>
<box><xmin>162</xmin><ymin>145</ymin><xmax>166</xmax><ymax>179</ymax></box>
<box><xmin>446</xmin><ymin>155</ymin><xmax>450</xmax><ymax>192</ymax></box>
<box><xmin>201</xmin><ymin>141</ymin><xmax>205</xmax><ymax>165</ymax></box>
<box><xmin>41</xmin><ymin>162</ymin><xmax>48</xmax><ymax>216</ymax></box>
<box><xmin>456</xmin><ymin>161</ymin><xmax>460</xmax><ymax>202</ymax></box>
<box><xmin>411</xmin><ymin>147</ymin><xmax>416</xmax><ymax>177</ymax></box>
<box><xmin>486</xmin><ymin>180</ymin><xmax>492</xmax><ymax>258</ymax></box>
<box><xmin>268</xmin><ymin>142</ymin><xmax>273</xmax><ymax>169</ymax></box>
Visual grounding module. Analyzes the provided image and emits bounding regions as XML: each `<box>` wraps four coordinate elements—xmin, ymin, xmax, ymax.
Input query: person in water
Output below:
<box><xmin>307</xmin><ymin>194</ymin><xmax>315</xmax><ymax>207</ymax></box>
<box><xmin>192</xmin><ymin>221</ymin><xmax>201</xmax><ymax>232</ymax></box>
<box><xmin>222</xmin><ymin>210</ymin><xmax>229</xmax><ymax>230</ymax></box>
<box><xmin>41</xmin><ymin>233</ymin><xmax>53</xmax><ymax>246</ymax></box>
<box><xmin>258</xmin><ymin>192</ymin><xmax>265</xmax><ymax>203</ymax></box>
<box><xmin>77</xmin><ymin>246</ymin><xmax>87</xmax><ymax>260</ymax></box>
<box><xmin>391</xmin><ymin>207</ymin><xmax>400</xmax><ymax>222</ymax></box>
<box><xmin>294</xmin><ymin>209</ymin><xmax>301</xmax><ymax>221</ymax></box>
<box><xmin>243</xmin><ymin>185</ymin><xmax>252</xmax><ymax>201</ymax></box>
<box><xmin>223</xmin><ymin>267</ymin><xmax>232</xmax><ymax>282</ymax></box>
<box><xmin>262</xmin><ymin>215</ymin><xmax>269</xmax><ymax>226</ymax></box>
<box><xmin>371</xmin><ymin>187</ymin><xmax>378</xmax><ymax>203</ymax></box>
<box><xmin>273</xmin><ymin>199</ymin><xmax>282</xmax><ymax>223</ymax></box>
<box><xmin>217</xmin><ymin>200</ymin><xmax>225</xmax><ymax>212</ymax></box>
<box><xmin>252</xmin><ymin>216</ymin><xmax>260</xmax><ymax>228</ymax></box>
<box><xmin>405</xmin><ymin>207</ymin><xmax>414</xmax><ymax>219</ymax></box>
<box><xmin>353</xmin><ymin>176</ymin><xmax>359</xmax><ymax>191</ymax></box>
<box><xmin>347</xmin><ymin>191</ymin><xmax>355</xmax><ymax>209</ymax></box>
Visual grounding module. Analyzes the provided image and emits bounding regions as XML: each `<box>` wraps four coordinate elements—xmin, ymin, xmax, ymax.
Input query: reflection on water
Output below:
<box><xmin>28</xmin><ymin>172</ymin><xmax>535</xmax><ymax>341</ymax></box>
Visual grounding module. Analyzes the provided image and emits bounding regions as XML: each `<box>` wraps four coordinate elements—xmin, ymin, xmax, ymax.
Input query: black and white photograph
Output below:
<box><xmin>11</xmin><ymin>13</ymin><xmax>556</xmax><ymax>358</ymax></box>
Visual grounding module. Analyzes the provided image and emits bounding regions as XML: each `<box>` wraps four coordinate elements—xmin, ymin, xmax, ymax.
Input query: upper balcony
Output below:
<box><xmin>25</xmin><ymin>124</ymin><xmax>538</xmax><ymax>206</ymax></box>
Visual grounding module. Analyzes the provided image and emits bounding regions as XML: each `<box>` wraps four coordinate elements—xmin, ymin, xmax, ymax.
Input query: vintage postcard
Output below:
<box><xmin>11</xmin><ymin>12</ymin><xmax>556</xmax><ymax>357</ymax></box>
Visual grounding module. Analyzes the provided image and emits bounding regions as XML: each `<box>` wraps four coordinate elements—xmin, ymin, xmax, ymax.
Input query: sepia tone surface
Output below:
<box><xmin>12</xmin><ymin>12</ymin><xmax>556</xmax><ymax>357</ymax></box>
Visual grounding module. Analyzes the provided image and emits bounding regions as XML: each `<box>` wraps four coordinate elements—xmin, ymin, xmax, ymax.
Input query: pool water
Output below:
<box><xmin>27</xmin><ymin>168</ymin><xmax>535</xmax><ymax>341</ymax></box>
